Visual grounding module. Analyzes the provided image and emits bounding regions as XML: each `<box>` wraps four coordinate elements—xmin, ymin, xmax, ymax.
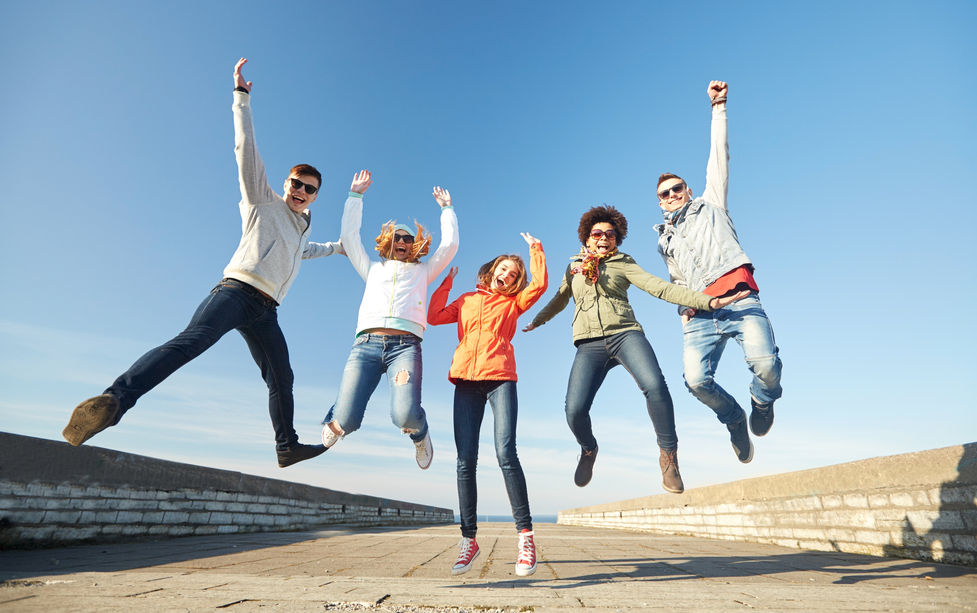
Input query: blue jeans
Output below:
<box><xmin>454</xmin><ymin>380</ymin><xmax>532</xmax><ymax>538</ymax></box>
<box><xmin>682</xmin><ymin>293</ymin><xmax>783</xmax><ymax>424</ymax></box>
<box><xmin>105</xmin><ymin>278</ymin><xmax>299</xmax><ymax>451</ymax></box>
<box><xmin>325</xmin><ymin>334</ymin><xmax>428</xmax><ymax>442</ymax></box>
<box><xmin>565</xmin><ymin>329</ymin><xmax>677</xmax><ymax>452</ymax></box>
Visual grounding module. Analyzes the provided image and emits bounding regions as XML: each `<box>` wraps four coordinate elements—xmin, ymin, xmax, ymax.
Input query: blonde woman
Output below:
<box><xmin>321</xmin><ymin>170</ymin><xmax>459</xmax><ymax>468</ymax></box>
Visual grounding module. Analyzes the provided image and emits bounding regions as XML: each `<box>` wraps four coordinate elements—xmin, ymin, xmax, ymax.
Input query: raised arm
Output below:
<box><xmin>232</xmin><ymin>58</ymin><xmax>278</xmax><ymax>206</ymax></box>
<box><xmin>700</xmin><ymin>80</ymin><xmax>729</xmax><ymax>211</ymax></box>
<box><xmin>524</xmin><ymin>264</ymin><xmax>572</xmax><ymax>331</ymax></box>
<box><xmin>515</xmin><ymin>233</ymin><xmax>548</xmax><ymax>313</ymax></box>
<box><xmin>340</xmin><ymin>170</ymin><xmax>374</xmax><ymax>281</ymax></box>
<box><xmin>424</xmin><ymin>187</ymin><xmax>459</xmax><ymax>281</ymax></box>
<box><xmin>427</xmin><ymin>266</ymin><xmax>460</xmax><ymax>326</ymax></box>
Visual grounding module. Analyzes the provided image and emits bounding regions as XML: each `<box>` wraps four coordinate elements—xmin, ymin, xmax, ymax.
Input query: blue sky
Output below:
<box><xmin>1</xmin><ymin>1</ymin><xmax>975</xmax><ymax>516</ymax></box>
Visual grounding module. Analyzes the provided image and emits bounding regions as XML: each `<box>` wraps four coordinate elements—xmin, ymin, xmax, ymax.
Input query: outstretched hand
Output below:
<box><xmin>433</xmin><ymin>186</ymin><xmax>451</xmax><ymax>208</ymax></box>
<box><xmin>708</xmin><ymin>289</ymin><xmax>749</xmax><ymax>310</ymax></box>
<box><xmin>708</xmin><ymin>80</ymin><xmax>727</xmax><ymax>102</ymax></box>
<box><xmin>234</xmin><ymin>58</ymin><xmax>252</xmax><ymax>93</ymax></box>
<box><xmin>336</xmin><ymin>239</ymin><xmax>347</xmax><ymax>257</ymax></box>
<box><xmin>447</xmin><ymin>266</ymin><xmax>458</xmax><ymax>280</ymax></box>
<box><xmin>350</xmin><ymin>170</ymin><xmax>372</xmax><ymax>194</ymax></box>
<box><xmin>521</xmin><ymin>232</ymin><xmax>541</xmax><ymax>245</ymax></box>
<box><xmin>522</xmin><ymin>322</ymin><xmax>536</xmax><ymax>333</ymax></box>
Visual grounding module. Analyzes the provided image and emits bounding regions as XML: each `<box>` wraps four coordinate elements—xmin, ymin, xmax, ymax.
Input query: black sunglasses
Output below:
<box><xmin>658</xmin><ymin>182</ymin><xmax>686</xmax><ymax>200</ymax></box>
<box><xmin>288</xmin><ymin>178</ymin><xmax>319</xmax><ymax>195</ymax></box>
<box><xmin>590</xmin><ymin>229</ymin><xmax>618</xmax><ymax>240</ymax></box>
<box><xmin>393</xmin><ymin>233</ymin><xmax>415</xmax><ymax>243</ymax></box>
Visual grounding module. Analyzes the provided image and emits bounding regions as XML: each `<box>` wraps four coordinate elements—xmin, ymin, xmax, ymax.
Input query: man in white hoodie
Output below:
<box><xmin>63</xmin><ymin>58</ymin><xmax>343</xmax><ymax>468</ymax></box>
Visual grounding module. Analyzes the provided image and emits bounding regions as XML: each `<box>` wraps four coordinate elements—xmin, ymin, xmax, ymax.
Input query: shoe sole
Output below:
<box><xmin>416</xmin><ymin>436</ymin><xmax>433</xmax><ymax>470</ymax></box>
<box><xmin>734</xmin><ymin>440</ymin><xmax>755</xmax><ymax>464</ymax></box>
<box><xmin>452</xmin><ymin>549</ymin><xmax>480</xmax><ymax>575</ymax></box>
<box><xmin>63</xmin><ymin>395</ymin><xmax>119</xmax><ymax>446</ymax></box>
<box><xmin>515</xmin><ymin>562</ymin><xmax>537</xmax><ymax>576</ymax></box>
<box><xmin>662</xmin><ymin>482</ymin><xmax>685</xmax><ymax>494</ymax></box>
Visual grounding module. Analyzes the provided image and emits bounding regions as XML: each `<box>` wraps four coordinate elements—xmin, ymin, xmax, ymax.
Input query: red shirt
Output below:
<box><xmin>703</xmin><ymin>265</ymin><xmax>758</xmax><ymax>298</ymax></box>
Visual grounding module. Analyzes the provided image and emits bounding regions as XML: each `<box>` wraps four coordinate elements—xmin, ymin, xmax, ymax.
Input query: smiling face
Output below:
<box><xmin>586</xmin><ymin>222</ymin><xmax>618</xmax><ymax>255</ymax></box>
<box><xmin>492</xmin><ymin>259</ymin><xmax>520</xmax><ymax>291</ymax></box>
<box><xmin>658</xmin><ymin>177</ymin><xmax>691</xmax><ymax>212</ymax></box>
<box><xmin>283</xmin><ymin>173</ymin><xmax>320</xmax><ymax>213</ymax></box>
<box><xmin>390</xmin><ymin>230</ymin><xmax>415</xmax><ymax>261</ymax></box>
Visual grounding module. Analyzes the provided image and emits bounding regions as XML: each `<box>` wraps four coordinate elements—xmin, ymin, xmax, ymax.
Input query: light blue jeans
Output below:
<box><xmin>682</xmin><ymin>293</ymin><xmax>783</xmax><ymax>424</ymax></box>
<box><xmin>324</xmin><ymin>334</ymin><xmax>428</xmax><ymax>442</ymax></box>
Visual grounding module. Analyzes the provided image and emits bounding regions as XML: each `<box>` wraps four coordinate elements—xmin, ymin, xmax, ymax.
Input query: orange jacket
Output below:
<box><xmin>427</xmin><ymin>242</ymin><xmax>547</xmax><ymax>383</ymax></box>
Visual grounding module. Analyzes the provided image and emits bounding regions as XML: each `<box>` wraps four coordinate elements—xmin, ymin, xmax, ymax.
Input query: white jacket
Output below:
<box><xmin>341</xmin><ymin>195</ymin><xmax>459</xmax><ymax>339</ymax></box>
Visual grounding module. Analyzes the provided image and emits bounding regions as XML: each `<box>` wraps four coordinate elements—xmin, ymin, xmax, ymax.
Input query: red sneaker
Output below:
<box><xmin>516</xmin><ymin>529</ymin><xmax>537</xmax><ymax>576</ymax></box>
<box><xmin>452</xmin><ymin>537</ymin><xmax>479</xmax><ymax>575</ymax></box>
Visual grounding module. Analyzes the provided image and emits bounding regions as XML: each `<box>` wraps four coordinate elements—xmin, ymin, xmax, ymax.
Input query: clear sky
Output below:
<box><xmin>1</xmin><ymin>1</ymin><xmax>975</xmax><ymax>517</ymax></box>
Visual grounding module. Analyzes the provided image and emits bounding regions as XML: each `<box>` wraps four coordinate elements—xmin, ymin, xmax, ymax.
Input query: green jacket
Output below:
<box><xmin>530</xmin><ymin>251</ymin><xmax>714</xmax><ymax>344</ymax></box>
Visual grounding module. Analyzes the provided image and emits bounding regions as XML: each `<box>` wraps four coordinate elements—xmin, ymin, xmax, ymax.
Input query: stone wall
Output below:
<box><xmin>0</xmin><ymin>432</ymin><xmax>452</xmax><ymax>549</ymax></box>
<box><xmin>559</xmin><ymin>443</ymin><xmax>977</xmax><ymax>567</ymax></box>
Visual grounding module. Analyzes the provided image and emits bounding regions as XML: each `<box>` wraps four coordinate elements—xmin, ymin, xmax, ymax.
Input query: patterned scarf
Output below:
<box><xmin>661</xmin><ymin>202</ymin><xmax>690</xmax><ymax>226</ymax></box>
<box><xmin>571</xmin><ymin>247</ymin><xmax>618</xmax><ymax>283</ymax></box>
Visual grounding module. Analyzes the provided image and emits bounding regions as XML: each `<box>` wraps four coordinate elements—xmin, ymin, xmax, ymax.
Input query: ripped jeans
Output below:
<box><xmin>324</xmin><ymin>333</ymin><xmax>429</xmax><ymax>442</ymax></box>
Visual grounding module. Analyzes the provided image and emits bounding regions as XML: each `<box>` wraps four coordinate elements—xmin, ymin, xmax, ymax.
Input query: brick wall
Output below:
<box><xmin>559</xmin><ymin>443</ymin><xmax>977</xmax><ymax>567</ymax></box>
<box><xmin>0</xmin><ymin>433</ymin><xmax>452</xmax><ymax>549</ymax></box>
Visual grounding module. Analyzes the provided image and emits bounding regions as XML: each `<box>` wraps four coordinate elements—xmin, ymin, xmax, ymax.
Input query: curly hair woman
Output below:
<box><xmin>320</xmin><ymin>170</ymin><xmax>459</xmax><ymax>469</ymax></box>
<box><xmin>525</xmin><ymin>205</ymin><xmax>745</xmax><ymax>494</ymax></box>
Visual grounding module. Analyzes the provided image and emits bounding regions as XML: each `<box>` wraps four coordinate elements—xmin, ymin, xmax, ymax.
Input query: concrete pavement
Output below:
<box><xmin>2</xmin><ymin>522</ymin><xmax>975</xmax><ymax>612</ymax></box>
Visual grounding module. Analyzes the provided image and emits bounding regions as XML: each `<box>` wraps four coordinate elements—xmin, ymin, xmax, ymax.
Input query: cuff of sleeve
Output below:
<box><xmin>233</xmin><ymin>90</ymin><xmax>251</xmax><ymax>105</ymax></box>
<box><xmin>348</xmin><ymin>191</ymin><xmax>364</xmax><ymax>198</ymax></box>
<box><xmin>440</xmin><ymin>205</ymin><xmax>454</xmax><ymax>211</ymax></box>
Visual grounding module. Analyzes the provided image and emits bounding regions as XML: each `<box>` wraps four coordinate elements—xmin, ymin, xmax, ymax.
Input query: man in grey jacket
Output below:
<box><xmin>654</xmin><ymin>80</ymin><xmax>783</xmax><ymax>465</ymax></box>
<box><xmin>63</xmin><ymin>58</ymin><xmax>343</xmax><ymax>468</ymax></box>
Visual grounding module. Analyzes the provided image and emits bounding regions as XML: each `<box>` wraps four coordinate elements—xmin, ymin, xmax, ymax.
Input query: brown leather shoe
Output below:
<box><xmin>63</xmin><ymin>394</ymin><xmax>120</xmax><ymax>446</ymax></box>
<box><xmin>659</xmin><ymin>447</ymin><xmax>685</xmax><ymax>494</ymax></box>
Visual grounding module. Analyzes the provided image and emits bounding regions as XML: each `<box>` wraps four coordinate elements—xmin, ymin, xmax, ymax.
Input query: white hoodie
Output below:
<box><xmin>341</xmin><ymin>194</ymin><xmax>459</xmax><ymax>339</ymax></box>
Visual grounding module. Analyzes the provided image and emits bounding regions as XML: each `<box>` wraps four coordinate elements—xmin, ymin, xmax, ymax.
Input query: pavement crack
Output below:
<box><xmin>124</xmin><ymin>588</ymin><xmax>165</xmax><ymax>597</ymax></box>
<box><xmin>732</xmin><ymin>599</ymin><xmax>755</xmax><ymax>608</ymax></box>
<box><xmin>479</xmin><ymin>537</ymin><xmax>499</xmax><ymax>579</ymax></box>
<box><xmin>201</xmin><ymin>583</ymin><xmax>230</xmax><ymax>590</ymax></box>
<box><xmin>216</xmin><ymin>599</ymin><xmax>256</xmax><ymax>608</ymax></box>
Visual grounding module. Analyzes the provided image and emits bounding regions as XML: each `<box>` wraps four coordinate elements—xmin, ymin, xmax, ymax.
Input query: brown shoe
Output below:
<box><xmin>574</xmin><ymin>445</ymin><xmax>598</xmax><ymax>487</ymax></box>
<box><xmin>63</xmin><ymin>394</ymin><xmax>120</xmax><ymax>446</ymax></box>
<box><xmin>659</xmin><ymin>447</ymin><xmax>685</xmax><ymax>494</ymax></box>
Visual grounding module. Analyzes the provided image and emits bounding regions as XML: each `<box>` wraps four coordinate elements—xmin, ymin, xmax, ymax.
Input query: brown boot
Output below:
<box><xmin>659</xmin><ymin>447</ymin><xmax>684</xmax><ymax>494</ymax></box>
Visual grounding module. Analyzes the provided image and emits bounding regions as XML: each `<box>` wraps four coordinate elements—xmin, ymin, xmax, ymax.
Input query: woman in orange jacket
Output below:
<box><xmin>427</xmin><ymin>233</ymin><xmax>547</xmax><ymax>577</ymax></box>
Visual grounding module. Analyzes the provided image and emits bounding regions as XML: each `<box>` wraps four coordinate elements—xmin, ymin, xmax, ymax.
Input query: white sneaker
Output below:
<box><xmin>321</xmin><ymin>424</ymin><xmax>341</xmax><ymax>449</ymax></box>
<box><xmin>452</xmin><ymin>537</ymin><xmax>480</xmax><ymax>575</ymax></box>
<box><xmin>414</xmin><ymin>432</ymin><xmax>433</xmax><ymax>469</ymax></box>
<box><xmin>516</xmin><ymin>529</ymin><xmax>537</xmax><ymax>576</ymax></box>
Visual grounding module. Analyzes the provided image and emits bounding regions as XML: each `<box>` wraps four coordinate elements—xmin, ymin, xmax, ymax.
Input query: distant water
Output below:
<box><xmin>452</xmin><ymin>514</ymin><xmax>557</xmax><ymax>524</ymax></box>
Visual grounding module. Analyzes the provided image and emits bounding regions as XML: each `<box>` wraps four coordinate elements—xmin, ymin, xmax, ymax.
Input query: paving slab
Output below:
<box><xmin>1</xmin><ymin>522</ymin><xmax>975</xmax><ymax>612</ymax></box>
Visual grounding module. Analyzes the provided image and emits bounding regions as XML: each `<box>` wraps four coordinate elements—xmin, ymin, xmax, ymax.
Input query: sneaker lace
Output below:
<box><xmin>457</xmin><ymin>537</ymin><xmax>476</xmax><ymax>562</ymax></box>
<box><xmin>517</xmin><ymin>532</ymin><xmax>535</xmax><ymax>565</ymax></box>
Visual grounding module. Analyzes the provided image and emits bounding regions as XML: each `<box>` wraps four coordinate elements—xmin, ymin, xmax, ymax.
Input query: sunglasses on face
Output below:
<box><xmin>658</xmin><ymin>182</ymin><xmax>686</xmax><ymax>200</ymax></box>
<box><xmin>288</xmin><ymin>178</ymin><xmax>319</xmax><ymax>195</ymax></box>
<box><xmin>393</xmin><ymin>233</ymin><xmax>415</xmax><ymax>244</ymax></box>
<box><xmin>590</xmin><ymin>229</ymin><xmax>618</xmax><ymax>240</ymax></box>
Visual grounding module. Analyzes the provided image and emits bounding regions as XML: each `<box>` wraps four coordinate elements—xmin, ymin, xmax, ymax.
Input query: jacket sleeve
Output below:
<box><xmin>530</xmin><ymin>264</ymin><xmax>572</xmax><ymax>327</ymax></box>
<box><xmin>233</xmin><ymin>91</ymin><xmax>279</xmax><ymax>206</ymax></box>
<box><xmin>700</xmin><ymin>105</ymin><xmax>729</xmax><ymax>211</ymax></box>
<box><xmin>302</xmin><ymin>241</ymin><xmax>340</xmax><ymax>259</ymax></box>
<box><xmin>424</xmin><ymin>206</ymin><xmax>460</xmax><ymax>283</ymax></box>
<box><xmin>427</xmin><ymin>275</ymin><xmax>460</xmax><ymax>326</ymax></box>
<box><xmin>515</xmin><ymin>242</ymin><xmax>548</xmax><ymax>313</ymax></box>
<box><xmin>660</xmin><ymin>251</ymin><xmax>694</xmax><ymax>315</ymax></box>
<box><xmin>625</xmin><ymin>260</ymin><xmax>714</xmax><ymax>311</ymax></box>
<box><xmin>340</xmin><ymin>194</ymin><xmax>372</xmax><ymax>282</ymax></box>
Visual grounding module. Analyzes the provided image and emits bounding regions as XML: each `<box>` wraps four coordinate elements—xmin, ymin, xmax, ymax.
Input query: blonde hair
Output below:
<box><xmin>375</xmin><ymin>221</ymin><xmax>432</xmax><ymax>262</ymax></box>
<box><xmin>477</xmin><ymin>254</ymin><xmax>528</xmax><ymax>297</ymax></box>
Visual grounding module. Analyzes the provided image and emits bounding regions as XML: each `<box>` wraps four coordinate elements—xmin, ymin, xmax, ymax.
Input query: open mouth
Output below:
<box><xmin>495</xmin><ymin>277</ymin><xmax>507</xmax><ymax>289</ymax></box>
<box><xmin>595</xmin><ymin>242</ymin><xmax>611</xmax><ymax>254</ymax></box>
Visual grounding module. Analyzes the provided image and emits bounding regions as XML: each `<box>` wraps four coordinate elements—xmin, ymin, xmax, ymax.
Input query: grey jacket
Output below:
<box><xmin>654</xmin><ymin>106</ymin><xmax>752</xmax><ymax>295</ymax></box>
<box><xmin>223</xmin><ymin>91</ymin><xmax>339</xmax><ymax>303</ymax></box>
